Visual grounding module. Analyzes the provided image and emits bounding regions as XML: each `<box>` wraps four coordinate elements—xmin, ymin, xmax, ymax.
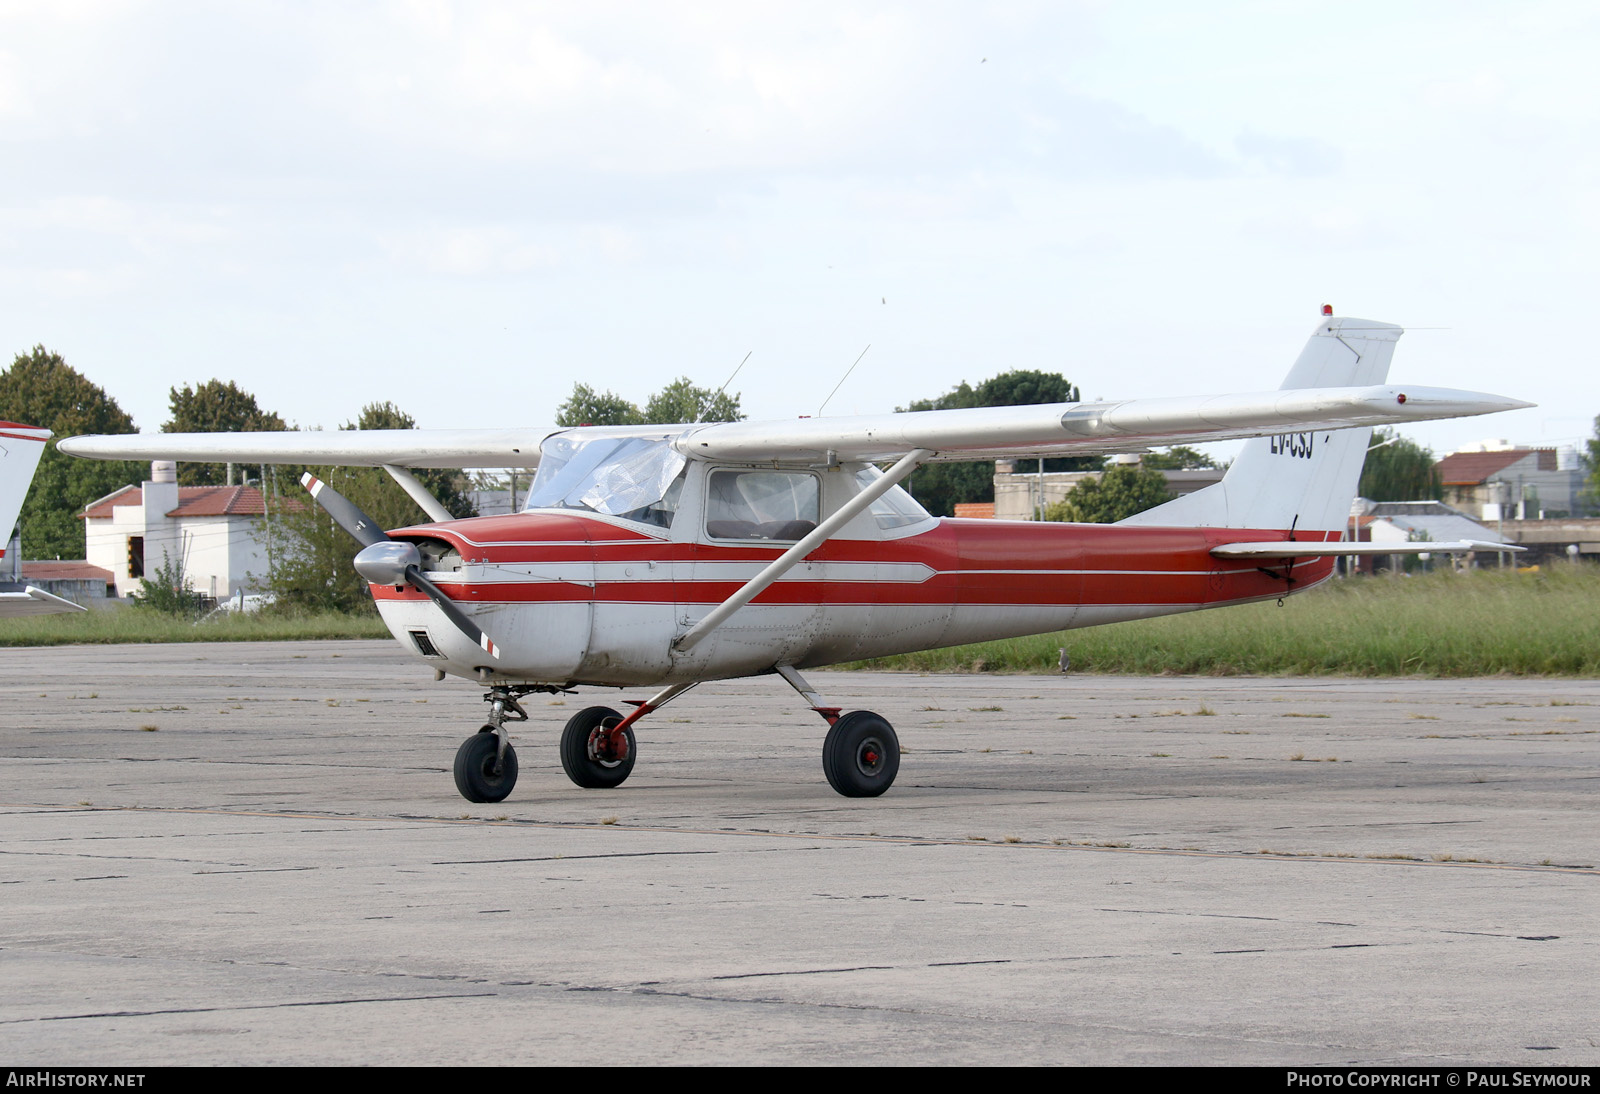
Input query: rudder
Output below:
<box><xmin>1120</xmin><ymin>316</ymin><xmax>1403</xmax><ymax>534</ymax></box>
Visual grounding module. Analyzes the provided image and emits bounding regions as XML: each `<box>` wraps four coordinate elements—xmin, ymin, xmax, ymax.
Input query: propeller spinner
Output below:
<box><xmin>300</xmin><ymin>473</ymin><xmax>499</xmax><ymax>660</ymax></box>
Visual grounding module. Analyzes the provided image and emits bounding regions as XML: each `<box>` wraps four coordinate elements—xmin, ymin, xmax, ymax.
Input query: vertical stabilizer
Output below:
<box><xmin>0</xmin><ymin>421</ymin><xmax>51</xmax><ymax>569</ymax></box>
<box><xmin>1121</xmin><ymin>317</ymin><xmax>1403</xmax><ymax>534</ymax></box>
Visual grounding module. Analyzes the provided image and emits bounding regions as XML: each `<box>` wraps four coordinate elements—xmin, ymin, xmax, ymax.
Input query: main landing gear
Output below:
<box><xmin>775</xmin><ymin>665</ymin><xmax>900</xmax><ymax>797</ymax></box>
<box><xmin>453</xmin><ymin>672</ymin><xmax>901</xmax><ymax>802</ymax></box>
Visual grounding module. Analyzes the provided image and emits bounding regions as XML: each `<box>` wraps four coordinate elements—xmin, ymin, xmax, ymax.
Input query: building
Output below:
<box><xmin>17</xmin><ymin>560</ymin><xmax>116</xmax><ymax>605</ymax></box>
<box><xmin>1436</xmin><ymin>444</ymin><xmax>1587</xmax><ymax>521</ymax></box>
<box><xmin>81</xmin><ymin>462</ymin><xmax>283</xmax><ymax>600</ymax></box>
<box><xmin>991</xmin><ymin>458</ymin><xmax>1225</xmax><ymax>521</ymax></box>
<box><xmin>1345</xmin><ymin>499</ymin><xmax>1509</xmax><ymax>572</ymax></box>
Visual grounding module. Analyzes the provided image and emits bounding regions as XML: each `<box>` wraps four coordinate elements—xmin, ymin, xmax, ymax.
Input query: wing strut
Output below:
<box><xmin>382</xmin><ymin>464</ymin><xmax>453</xmax><ymax>523</ymax></box>
<box><xmin>672</xmin><ymin>447</ymin><xmax>934</xmax><ymax>653</ymax></box>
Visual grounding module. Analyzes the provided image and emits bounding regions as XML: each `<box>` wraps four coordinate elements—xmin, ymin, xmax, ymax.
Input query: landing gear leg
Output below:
<box><xmin>453</xmin><ymin>686</ymin><xmax>533</xmax><ymax>803</ymax></box>
<box><xmin>775</xmin><ymin>664</ymin><xmax>901</xmax><ymax>797</ymax></box>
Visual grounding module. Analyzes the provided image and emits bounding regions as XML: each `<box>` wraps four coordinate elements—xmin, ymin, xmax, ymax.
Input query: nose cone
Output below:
<box><xmin>354</xmin><ymin>540</ymin><xmax>421</xmax><ymax>586</ymax></box>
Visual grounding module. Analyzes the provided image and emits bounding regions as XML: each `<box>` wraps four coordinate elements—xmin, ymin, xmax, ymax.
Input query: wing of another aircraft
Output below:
<box><xmin>0</xmin><ymin>584</ymin><xmax>88</xmax><ymax>616</ymax></box>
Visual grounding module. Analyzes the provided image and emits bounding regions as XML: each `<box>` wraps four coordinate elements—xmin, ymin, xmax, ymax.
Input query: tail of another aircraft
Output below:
<box><xmin>1120</xmin><ymin>316</ymin><xmax>1403</xmax><ymax>535</ymax></box>
<box><xmin>0</xmin><ymin>421</ymin><xmax>51</xmax><ymax>573</ymax></box>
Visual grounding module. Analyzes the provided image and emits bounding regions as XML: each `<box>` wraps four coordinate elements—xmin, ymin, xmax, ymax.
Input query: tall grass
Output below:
<box><xmin>0</xmin><ymin>606</ymin><xmax>390</xmax><ymax>646</ymax></box>
<box><xmin>8</xmin><ymin>566</ymin><xmax>1598</xmax><ymax>675</ymax></box>
<box><xmin>851</xmin><ymin>566</ymin><xmax>1600</xmax><ymax>677</ymax></box>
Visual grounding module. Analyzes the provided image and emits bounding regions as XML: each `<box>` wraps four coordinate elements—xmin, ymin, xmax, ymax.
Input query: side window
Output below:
<box><xmin>706</xmin><ymin>471</ymin><xmax>819</xmax><ymax>541</ymax></box>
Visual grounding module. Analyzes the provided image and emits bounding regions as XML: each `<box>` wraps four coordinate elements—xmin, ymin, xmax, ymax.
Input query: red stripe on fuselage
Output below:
<box><xmin>373</xmin><ymin>513</ymin><xmax>1339</xmax><ymax>609</ymax></box>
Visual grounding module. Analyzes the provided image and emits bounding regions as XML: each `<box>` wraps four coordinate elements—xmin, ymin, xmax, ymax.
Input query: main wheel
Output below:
<box><xmin>454</xmin><ymin>727</ymin><xmax>518</xmax><ymax>803</ymax></box>
<box><xmin>560</xmin><ymin>706</ymin><xmax>636</xmax><ymax>789</ymax></box>
<box><xmin>822</xmin><ymin>710</ymin><xmax>900</xmax><ymax>797</ymax></box>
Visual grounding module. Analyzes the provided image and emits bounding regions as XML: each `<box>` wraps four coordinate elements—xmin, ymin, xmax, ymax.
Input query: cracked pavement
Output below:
<box><xmin>2</xmin><ymin>641</ymin><xmax>1597</xmax><ymax>1064</ymax></box>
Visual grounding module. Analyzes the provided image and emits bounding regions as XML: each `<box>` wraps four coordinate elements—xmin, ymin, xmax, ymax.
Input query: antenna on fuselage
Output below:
<box><xmin>699</xmin><ymin>351</ymin><xmax>753</xmax><ymax>423</ymax></box>
<box><xmin>817</xmin><ymin>344</ymin><xmax>871</xmax><ymax>417</ymax></box>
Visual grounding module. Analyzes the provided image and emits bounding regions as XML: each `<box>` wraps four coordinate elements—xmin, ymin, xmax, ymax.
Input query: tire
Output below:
<box><xmin>454</xmin><ymin>728</ymin><xmax>518</xmax><ymax>803</ymax></box>
<box><xmin>560</xmin><ymin>706</ymin><xmax>636</xmax><ymax>789</ymax></box>
<box><xmin>822</xmin><ymin>710</ymin><xmax>900</xmax><ymax>797</ymax></box>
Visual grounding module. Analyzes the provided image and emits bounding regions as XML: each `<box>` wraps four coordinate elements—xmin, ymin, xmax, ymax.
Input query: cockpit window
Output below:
<box><xmin>525</xmin><ymin>434</ymin><xmax>687</xmax><ymax>528</ymax></box>
<box><xmin>706</xmin><ymin>470</ymin><xmax>819</xmax><ymax>540</ymax></box>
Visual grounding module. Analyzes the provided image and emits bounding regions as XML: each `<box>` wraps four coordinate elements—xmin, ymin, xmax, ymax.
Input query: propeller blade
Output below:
<box><xmin>300</xmin><ymin>472</ymin><xmax>388</xmax><ymax>548</ymax></box>
<box><xmin>315</xmin><ymin>475</ymin><xmax>503</xmax><ymax>663</ymax></box>
<box><xmin>406</xmin><ymin>566</ymin><xmax>500</xmax><ymax>660</ymax></box>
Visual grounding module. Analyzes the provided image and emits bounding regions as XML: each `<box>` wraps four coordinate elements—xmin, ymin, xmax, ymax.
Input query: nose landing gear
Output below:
<box><xmin>453</xmin><ymin>686</ymin><xmax>535</xmax><ymax>803</ymax></box>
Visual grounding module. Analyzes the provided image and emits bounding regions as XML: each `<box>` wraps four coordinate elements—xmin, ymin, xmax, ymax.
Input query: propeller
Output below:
<box><xmin>300</xmin><ymin>473</ymin><xmax>499</xmax><ymax>660</ymax></box>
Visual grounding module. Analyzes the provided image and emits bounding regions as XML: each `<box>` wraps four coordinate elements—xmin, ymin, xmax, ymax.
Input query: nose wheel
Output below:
<box><xmin>453</xmin><ymin>685</ymin><xmax>536</xmax><ymax>803</ymax></box>
<box><xmin>454</xmin><ymin>728</ymin><xmax>519</xmax><ymax>803</ymax></box>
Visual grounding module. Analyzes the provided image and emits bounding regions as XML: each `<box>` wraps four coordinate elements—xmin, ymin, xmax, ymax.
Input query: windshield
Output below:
<box><xmin>853</xmin><ymin>465</ymin><xmax>933</xmax><ymax>530</ymax></box>
<box><xmin>525</xmin><ymin>434</ymin><xmax>687</xmax><ymax>528</ymax></box>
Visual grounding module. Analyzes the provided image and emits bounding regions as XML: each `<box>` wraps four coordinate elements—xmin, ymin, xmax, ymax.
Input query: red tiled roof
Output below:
<box><xmin>1436</xmin><ymin>450</ymin><xmax>1538</xmax><ymax>486</ymax></box>
<box><xmin>166</xmin><ymin>485</ymin><xmax>271</xmax><ymax>517</ymax></box>
<box><xmin>21</xmin><ymin>560</ymin><xmax>114</xmax><ymax>581</ymax></box>
<box><xmin>78</xmin><ymin>484</ymin><xmax>142</xmax><ymax>520</ymax></box>
<box><xmin>953</xmin><ymin>502</ymin><xmax>996</xmax><ymax>519</ymax></box>
<box><xmin>81</xmin><ymin>484</ymin><xmax>304</xmax><ymax>520</ymax></box>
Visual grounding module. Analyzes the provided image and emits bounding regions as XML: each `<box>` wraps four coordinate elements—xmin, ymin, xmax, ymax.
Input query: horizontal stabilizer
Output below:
<box><xmin>1211</xmin><ymin>540</ymin><xmax>1524</xmax><ymax>558</ymax></box>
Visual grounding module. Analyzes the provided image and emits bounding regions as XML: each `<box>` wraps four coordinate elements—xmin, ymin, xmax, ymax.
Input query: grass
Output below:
<box><xmin>9</xmin><ymin>565</ymin><xmax>1599</xmax><ymax>676</ymax></box>
<box><xmin>849</xmin><ymin>566</ymin><xmax>1600</xmax><ymax>677</ymax></box>
<box><xmin>0</xmin><ymin>607</ymin><xmax>390</xmax><ymax>647</ymax></box>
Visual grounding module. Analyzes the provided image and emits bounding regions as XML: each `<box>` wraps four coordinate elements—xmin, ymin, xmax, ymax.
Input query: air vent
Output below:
<box><xmin>409</xmin><ymin>629</ymin><xmax>442</xmax><ymax>658</ymax></box>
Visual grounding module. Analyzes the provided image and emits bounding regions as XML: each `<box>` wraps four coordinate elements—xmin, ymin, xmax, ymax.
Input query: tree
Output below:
<box><xmin>1142</xmin><ymin>445</ymin><xmax>1221</xmax><ymax>471</ymax></box>
<box><xmin>642</xmin><ymin>378</ymin><xmax>743</xmax><ymax>424</ymax></box>
<box><xmin>1043</xmin><ymin>465</ymin><xmax>1173</xmax><ymax>523</ymax></box>
<box><xmin>1359</xmin><ymin>428</ymin><xmax>1442</xmax><ymax>501</ymax></box>
<box><xmin>129</xmin><ymin>548</ymin><xmax>208</xmax><ymax>617</ymax></box>
<box><xmin>1584</xmin><ymin>415</ymin><xmax>1600</xmax><ymax>513</ymax></box>
<box><xmin>0</xmin><ymin>346</ymin><xmax>144</xmax><ymax>559</ymax></box>
<box><xmin>555</xmin><ymin>378</ymin><xmax>744</xmax><ymax>427</ymax></box>
<box><xmin>555</xmin><ymin>384</ymin><xmax>644</xmax><ymax>427</ymax></box>
<box><xmin>898</xmin><ymin>369</ymin><xmax>1096</xmax><ymax>516</ymax></box>
<box><xmin>164</xmin><ymin>379</ymin><xmax>288</xmax><ymax>485</ymax></box>
<box><xmin>347</xmin><ymin>402</ymin><xmax>476</xmax><ymax>520</ymax></box>
<box><xmin>264</xmin><ymin>401</ymin><xmax>477</xmax><ymax>613</ymax></box>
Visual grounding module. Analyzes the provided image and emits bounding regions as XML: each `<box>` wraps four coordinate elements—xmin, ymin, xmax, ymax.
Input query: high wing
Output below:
<box><xmin>675</xmin><ymin>384</ymin><xmax>1528</xmax><ymax>464</ymax></box>
<box><xmin>58</xmin><ymin>427</ymin><xmax>552</xmax><ymax>469</ymax></box>
<box><xmin>59</xmin><ymin>317</ymin><xmax>1531</xmax><ymax>471</ymax></box>
<box><xmin>57</xmin><ymin>387</ymin><xmax>1526</xmax><ymax>470</ymax></box>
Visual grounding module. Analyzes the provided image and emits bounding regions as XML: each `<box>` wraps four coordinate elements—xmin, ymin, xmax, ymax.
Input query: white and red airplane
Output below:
<box><xmin>1</xmin><ymin>420</ymin><xmax>89</xmax><ymax>617</ymax></box>
<box><xmin>61</xmin><ymin>314</ymin><xmax>1529</xmax><ymax>800</ymax></box>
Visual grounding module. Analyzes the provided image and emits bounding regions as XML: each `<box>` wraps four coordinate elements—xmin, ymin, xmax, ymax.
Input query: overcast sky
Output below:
<box><xmin>3</xmin><ymin>1</ymin><xmax>1594</xmax><ymax>457</ymax></box>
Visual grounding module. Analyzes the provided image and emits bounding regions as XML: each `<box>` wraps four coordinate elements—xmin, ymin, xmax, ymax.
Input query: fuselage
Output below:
<box><xmin>370</xmin><ymin>511</ymin><xmax>1336</xmax><ymax>687</ymax></box>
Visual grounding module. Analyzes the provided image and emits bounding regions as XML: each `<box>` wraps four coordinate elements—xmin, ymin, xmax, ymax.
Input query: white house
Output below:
<box><xmin>82</xmin><ymin>461</ymin><xmax>279</xmax><ymax>600</ymax></box>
